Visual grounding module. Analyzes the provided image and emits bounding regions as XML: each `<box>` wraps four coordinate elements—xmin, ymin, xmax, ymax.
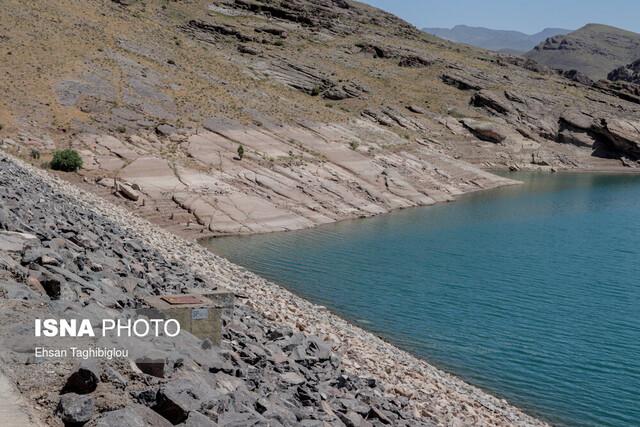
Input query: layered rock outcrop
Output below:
<box><xmin>71</xmin><ymin>118</ymin><xmax>513</xmax><ymax>236</ymax></box>
<box><xmin>608</xmin><ymin>59</ymin><xmax>640</xmax><ymax>84</ymax></box>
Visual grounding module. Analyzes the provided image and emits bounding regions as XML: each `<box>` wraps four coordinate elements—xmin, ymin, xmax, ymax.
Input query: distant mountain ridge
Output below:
<box><xmin>526</xmin><ymin>23</ymin><xmax>640</xmax><ymax>80</ymax></box>
<box><xmin>422</xmin><ymin>25</ymin><xmax>571</xmax><ymax>53</ymax></box>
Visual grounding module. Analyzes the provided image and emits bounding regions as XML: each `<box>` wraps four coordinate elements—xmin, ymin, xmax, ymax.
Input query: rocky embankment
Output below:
<box><xmin>0</xmin><ymin>152</ymin><xmax>547</xmax><ymax>426</ymax></box>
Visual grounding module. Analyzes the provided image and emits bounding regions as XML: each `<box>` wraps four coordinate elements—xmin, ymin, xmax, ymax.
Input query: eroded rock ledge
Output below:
<box><xmin>69</xmin><ymin>118</ymin><xmax>515</xmax><ymax>238</ymax></box>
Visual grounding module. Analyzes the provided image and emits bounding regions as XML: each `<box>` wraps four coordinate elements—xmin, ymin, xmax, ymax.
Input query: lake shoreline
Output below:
<box><xmin>5</xmin><ymin>152</ymin><xmax>550</xmax><ymax>426</ymax></box>
<box><xmin>206</xmin><ymin>170</ymin><xmax>640</xmax><ymax>427</ymax></box>
<box><xmin>193</xmin><ymin>164</ymin><xmax>640</xmax><ymax>241</ymax></box>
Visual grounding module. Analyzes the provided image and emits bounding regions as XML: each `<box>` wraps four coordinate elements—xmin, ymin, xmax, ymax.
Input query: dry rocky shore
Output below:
<box><xmin>0</xmin><ymin>152</ymin><xmax>548</xmax><ymax>426</ymax></box>
<box><xmin>6</xmin><ymin>1</ymin><xmax>640</xmax><ymax>426</ymax></box>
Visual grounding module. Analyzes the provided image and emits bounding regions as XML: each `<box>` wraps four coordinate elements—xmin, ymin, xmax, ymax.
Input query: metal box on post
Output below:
<box><xmin>141</xmin><ymin>294</ymin><xmax>223</xmax><ymax>345</ymax></box>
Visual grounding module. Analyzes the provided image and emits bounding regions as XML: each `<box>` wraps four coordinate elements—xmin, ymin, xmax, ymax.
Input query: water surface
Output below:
<box><xmin>203</xmin><ymin>172</ymin><xmax>640</xmax><ymax>427</ymax></box>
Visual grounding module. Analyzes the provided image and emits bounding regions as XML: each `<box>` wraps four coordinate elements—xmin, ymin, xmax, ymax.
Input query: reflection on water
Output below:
<box><xmin>203</xmin><ymin>172</ymin><xmax>640</xmax><ymax>427</ymax></box>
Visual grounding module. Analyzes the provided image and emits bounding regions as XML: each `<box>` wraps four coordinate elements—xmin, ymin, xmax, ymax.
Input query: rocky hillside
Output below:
<box><xmin>608</xmin><ymin>59</ymin><xmax>640</xmax><ymax>84</ymax></box>
<box><xmin>526</xmin><ymin>23</ymin><xmax>640</xmax><ymax>80</ymax></box>
<box><xmin>1</xmin><ymin>1</ymin><xmax>640</xmax><ymax>239</ymax></box>
<box><xmin>423</xmin><ymin>26</ymin><xmax>570</xmax><ymax>53</ymax></box>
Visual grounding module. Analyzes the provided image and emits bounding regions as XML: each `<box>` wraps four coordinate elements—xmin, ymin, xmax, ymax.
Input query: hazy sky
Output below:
<box><xmin>361</xmin><ymin>0</ymin><xmax>640</xmax><ymax>34</ymax></box>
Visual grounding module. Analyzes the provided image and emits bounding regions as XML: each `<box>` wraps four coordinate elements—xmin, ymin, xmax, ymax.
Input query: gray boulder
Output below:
<box><xmin>592</xmin><ymin>118</ymin><xmax>640</xmax><ymax>158</ymax></box>
<box><xmin>0</xmin><ymin>231</ymin><xmax>38</xmax><ymax>252</ymax></box>
<box><xmin>152</xmin><ymin>378</ymin><xmax>225</xmax><ymax>424</ymax></box>
<box><xmin>135</xmin><ymin>354</ymin><xmax>168</xmax><ymax>378</ymax></box>
<box><xmin>558</xmin><ymin>130</ymin><xmax>596</xmax><ymax>148</ymax></box>
<box><xmin>460</xmin><ymin>118</ymin><xmax>508</xmax><ymax>143</ymax></box>
<box><xmin>101</xmin><ymin>366</ymin><xmax>128</xmax><ymax>389</ymax></box>
<box><xmin>471</xmin><ymin>90</ymin><xmax>512</xmax><ymax>115</ymax></box>
<box><xmin>337</xmin><ymin>410</ymin><xmax>369</xmax><ymax>427</ymax></box>
<box><xmin>561</xmin><ymin>69</ymin><xmax>594</xmax><ymax>86</ymax></box>
<box><xmin>91</xmin><ymin>405</ymin><xmax>172</xmax><ymax>427</ymax></box>
<box><xmin>406</xmin><ymin>105</ymin><xmax>426</xmax><ymax>114</ymax></box>
<box><xmin>182</xmin><ymin>411</ymin><xmax>219</xmax><ymax>426</ymax></box>
<box><xmin>255</xmin><ymin>397</ymin><xmax>298</xmax><ymax>425</ymax></box>
<box><xmin>155</xmin><ymin>124</ymin><xmax>177</xmax><ymax>137</ymax></box>
<box><xmin>559</xmin><ymin>110</ymin><xmax>593</xmax><ymax>130</ymax></box>
<box><xmin>441</xmin><ymin>73</ymin><xmax>484</xmax><ymax>91</ymax></box>
<box><xmin>61</xmin><ymin>361</ymin><xmax>100</xmax><ymax>395</ymax></box>
<box><xmin>57</xmin><ymin>393</ymin><xmax>95</xmax><ymax>425</ymax></box>
<box><xmin>116</xmin><ymin>182</ymin><xmax>140</xmax><ymax>202</ymax></box>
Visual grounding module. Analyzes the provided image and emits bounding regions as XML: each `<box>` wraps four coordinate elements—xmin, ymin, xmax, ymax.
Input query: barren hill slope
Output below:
<box><xmin>1</xmin><ymin>1</ymin><xmax>640</xmax><ymax>238</ymax></box>
<box><xmin>526</xmin><ymin>23</ymin><xmax>640</xmax><ymax>80</ymax></box>
<box><xmin>423</xmin><ymin>25</ymin><xmax>570</xmax><ymax>53</ymax></box>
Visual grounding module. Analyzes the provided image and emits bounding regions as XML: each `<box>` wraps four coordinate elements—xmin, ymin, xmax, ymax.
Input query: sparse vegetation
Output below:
<box><xmin>30</xmin><ymin>149</ymin><xmax>40</xmax><ymax>160</ymax></box>
<box><xmin>349</xmin><ymin>140</ymin><xmax>360</xmax><ymax>151</ymax></box>
<box><xmin>50</xmin><ymin>149</ymin><xmax>83</xmax><ymax>172</ymax></box>
<box><xmin>310</xmin><ymin>86</ymin><xmax>322</xmax><ymax>96</ymax></box>
<box><xmin>237</xmin><ymin>144</ymin><xmax>245</xmax><ymax>160</ymax></box>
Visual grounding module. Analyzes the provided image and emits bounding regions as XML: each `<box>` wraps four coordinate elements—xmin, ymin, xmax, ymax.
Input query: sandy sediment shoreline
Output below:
<box><xmin>7</xmin><ymin>152</ymin><xmax>548</xmax><ymax>426</ymax></box>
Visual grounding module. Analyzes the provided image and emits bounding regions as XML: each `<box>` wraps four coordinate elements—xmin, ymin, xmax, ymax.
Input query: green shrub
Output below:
<box><xmin>310</xmin><ymin>86</ymin><xmax>321</xmax><ymax>96</ymax></box>
<box><xmin>50</xmin><ymin>149</ymin><xmax>83</xmax><ymax>172</ymax></box>
<box><xmin>237</xmin><ymin>144</ymin><xmax>244</xmax><ymax>160</ymax></box>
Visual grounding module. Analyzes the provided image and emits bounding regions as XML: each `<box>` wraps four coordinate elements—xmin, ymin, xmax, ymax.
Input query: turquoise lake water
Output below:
<box><xmin>203</xmin><ymin>172</ymin><xmax>640</xmax><ymax>427</ymax></box>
